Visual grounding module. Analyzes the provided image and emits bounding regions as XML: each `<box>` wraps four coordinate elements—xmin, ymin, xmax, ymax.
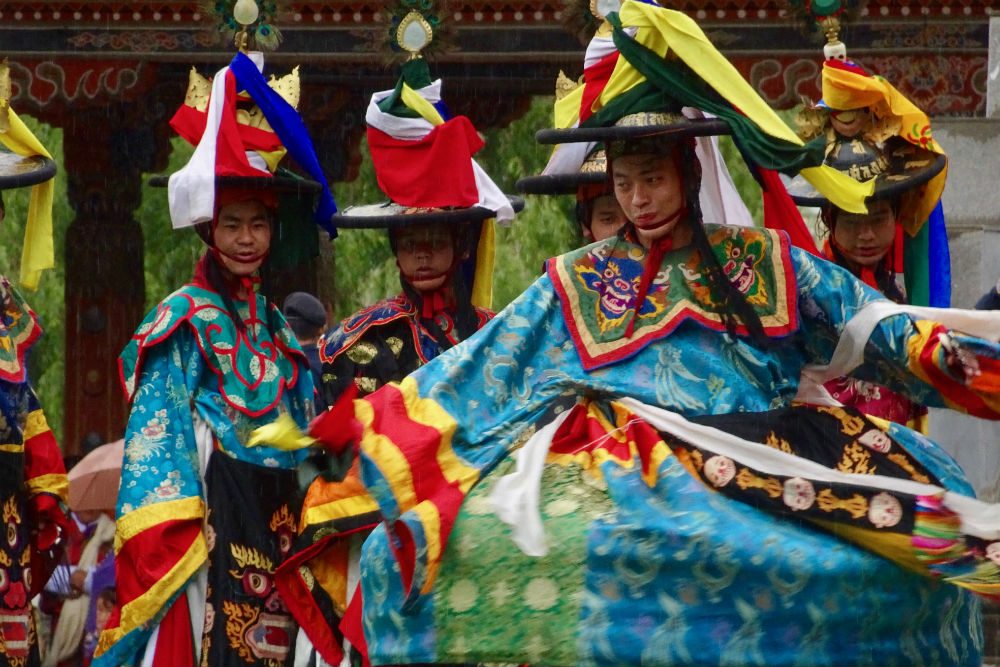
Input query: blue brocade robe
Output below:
<box><xmin>346</xmin><ymin>226</ymin><xmax>1000</xmax><ymax>667</ymax></box>
<box><xmin>94</xmin><ymin>285</ymin><xmax>315</xmax><ymax>667</ymax></box>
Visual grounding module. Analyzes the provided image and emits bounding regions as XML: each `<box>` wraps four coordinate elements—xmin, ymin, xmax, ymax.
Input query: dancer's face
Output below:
<box><xmin>612</xmin><ymin>153</ymin><xmax>685</xmax><ymax>246</ymax></box>
<box><xmin>214</xmin><ymin>199</ymin><xmax>272</xmax><ymax>276</ymax></box>
<box><xmin>832</xmin><ymin>199</ymin><xmax>896</xmax><ymax>269</ymax></box>
<box><xmin>394</xmin><ymin>223</ymin><xmax>455</xmax><ymax>292</ymax></box>
<box><xmin>586</xmin><ymin>194</ymin><xmax>627</xmax><ymax>242</ymax></box>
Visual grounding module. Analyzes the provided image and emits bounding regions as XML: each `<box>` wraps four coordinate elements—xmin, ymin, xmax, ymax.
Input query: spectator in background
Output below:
<box><xmin>282</xmin><ymin>291</ymin><xmax>329</xmax><ymax>411</ymax></box>
<box><xmin>44</xmin><ymin>509</ymin><xmax>114</xmax><ymax>667</ymax></box>
<box><xmin>82</xmin><ymin>584</ymin><xmax>115</xmax><ymax>666</ymax></box>
<box><xmin>975</xmin><ymin>277</ymin><xmax>1000</xmax><ymax>311</ymax></box>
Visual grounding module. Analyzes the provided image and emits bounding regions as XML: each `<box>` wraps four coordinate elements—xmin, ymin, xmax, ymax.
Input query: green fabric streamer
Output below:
<box><xmin>377</xmin><ymin>58</ymin><xmax>435</xmax><ymax>119</ymax></box>
<box><xmin>270</xmin><ymin>168</ymin><xmax>321</xmax><ymax>271</ymax></box>
<box><xmin>596</xmin><ymin>14</ymin><xmax>825</xmax><ymax>176</ymax></box>
<box><xmin>904</xmin><ymin>222</ymin><xmax>930</xmax><ymax>307</ymax></box>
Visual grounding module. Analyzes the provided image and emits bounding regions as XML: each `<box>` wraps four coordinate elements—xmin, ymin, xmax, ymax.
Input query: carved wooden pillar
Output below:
<box><xmin>62</xmin><ymin>97</ymin><xmax>172</xmax><ymax>455</ymax></box>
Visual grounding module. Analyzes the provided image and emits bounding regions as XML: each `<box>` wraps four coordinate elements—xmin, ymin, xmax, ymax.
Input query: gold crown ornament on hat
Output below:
<box><xmin>181</xmin><ymin>66</ymin><xmax>300</xmax><ymax>134</ymax></box>
<box><xmin>0</xmin><ymin>59</ymin><xmax>11</xmax><ymax>134</ymax></box>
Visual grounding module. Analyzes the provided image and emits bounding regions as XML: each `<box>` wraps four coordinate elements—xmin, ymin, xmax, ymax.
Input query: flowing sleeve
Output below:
<box><xmin>794</xmin><ymin>247</ymin><xmax>1000</xmax><ymax>418</ymax></box>
<box><xmin>354</xmin><ymin>275</ymin><xmax>583</xmax><ymax>607</ymax></box>
<box><xmin>95</xmin><ymin>330</ymin><xmax>208</xmax><ymax>666</ymax></box>
<box><xmin>21</xmin><ymin>386</ymin><xmax>72</xmax><ymax>596</ymax></box>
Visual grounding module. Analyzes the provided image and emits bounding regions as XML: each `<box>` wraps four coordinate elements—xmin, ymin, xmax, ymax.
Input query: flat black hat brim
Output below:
<box><xmin>0</xmin><ymin>153</ymin><xmax>57</xmax><ymax>189</ymax></box>
<box><xmin>787</xmin><ymin>153</ymin><xmax>947</xmax><ymax>208</ymax></box>
<box><xmin>536</xmin><ymin>118</ymin><xmax>731</xmax><ymax>145</ymax></box>
<box><xmin>516</xmin><ymin>171</ymin><xmax>608</xmax><ymax>195</ymax></box>
<box><xmin>148</xmin><ymin>174</ymin><xmax>321</xmax><ymax>194</ymax></box>
<box><xmin>332</xmin><ymin>196</ymin><xmax>525</xmax><ymax>229</ymax></box>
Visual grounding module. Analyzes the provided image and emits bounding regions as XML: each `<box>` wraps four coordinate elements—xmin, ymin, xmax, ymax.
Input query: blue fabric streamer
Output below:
<box><xmin>230</xmin><ymin>52</ymin><xmax>339</xmax><ymax>238</ymax></box>
<box><xmin>927</xmin><ymin>200</ymin><xmax>951</xmax><ymax>308</ymax></box>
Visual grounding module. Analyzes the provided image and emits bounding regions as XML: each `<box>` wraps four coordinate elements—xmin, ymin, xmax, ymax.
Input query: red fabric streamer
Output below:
<box><xmin>169</xmin><ymin>103</ymin><xmax>284</xmax><ymax>154</ymax></box>
<box><xmin>625</xmin><ymin>234</ymin><xmax>674</xmax><ymax>339</ymax></box>
<box><xmin>758</xmin><ymin>167</ymin><xmax>822</xmax><ymax>257</ymax></box>
<box><xmin>309</xmin><ymin>384</ymin><xmax>362</xmax><ymax>456</ymax></box>
<box><xmin>579</xmin><ymin>51</ymin><xmax>620</xmax><ymax>123</ymax></box>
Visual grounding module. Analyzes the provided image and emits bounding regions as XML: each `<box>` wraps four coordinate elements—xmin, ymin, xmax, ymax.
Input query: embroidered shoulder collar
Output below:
<box><xmin>321</xmin><ymin>295</ymin><xmax>493</xmax><ymax>365</ymax></box>
<box><xmin>0</xmin><ymin>277</ymin><xmax>43</xmax><ymax>383</ymax></box>
<box><xmin>320</xmin><ymin>295</ymin><xmax>416</xmax><ymax>365</ymax></box>
<box><xmin>118</xmin><ymin>285</ymin><xmax>305</xmax><ymax>417</ymax></box>
<box><xmin>546</xmin><ymin>224</ymin><xmax>798</xmax><ymax>371</ymax></box>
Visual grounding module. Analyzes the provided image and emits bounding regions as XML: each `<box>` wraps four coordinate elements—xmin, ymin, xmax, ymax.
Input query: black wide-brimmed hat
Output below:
<box><xmin>785</xmin><ymin>135</ymin><xmax>946</xmax><ymax>210</ymax></box>
<box><xmin>516</xmin><ymin>148</ymin><xmax>609</xmax><ymax>196</ymax></box>
<box><xmin>147</xmin><ymin>172</ymin><xmax>321</xmax><ymax>195</ymax></box>
<box><xmin>332</xmin><ymin>196</ymin><xmax>525</xmax><ymax>230</ymax></box>
<box><xmin>536</xmin><ymin>112</ymin><xmax>731</xmax><ymax>146</ymax></box>
<box><xmin>0</xmin><ymin>151</ymin><xmax>57</xmax><ymax>190</ymax></box>
<box><xmin>0</xmin><ymin>114</ymin><xmax>59</xmax><ymax>289</ymax></box>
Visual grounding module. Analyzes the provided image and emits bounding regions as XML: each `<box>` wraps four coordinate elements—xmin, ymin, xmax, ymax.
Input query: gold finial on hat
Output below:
<box><xmin>587</xmin><ymin>0</ymin><xmax>618</xmax><ymax>37</ymax></box>
<box><xmin>396</xmin><ymin>10</ymin><xmax>435</xmax><ymax>61</ymax></box>
<box><xmin>232</xmin><ymin>0</ymin><xmax>260</xmax><ymax>52</ymax></box>
<box><xmin>0</xmin><ymin>59</ymin><xmax>11</xmax><ymax>134</ymax></box>
<box><xmin>819</xmin><ymin>15</ymin><xmax>847</xmax><ymax>62</ymax></box>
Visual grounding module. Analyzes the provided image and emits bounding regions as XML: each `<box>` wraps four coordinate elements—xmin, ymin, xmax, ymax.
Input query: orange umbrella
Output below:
<box><xmin>68</xmin><ymin>439</ymin><xmax>124</xmax><ymax>512</ymax></box>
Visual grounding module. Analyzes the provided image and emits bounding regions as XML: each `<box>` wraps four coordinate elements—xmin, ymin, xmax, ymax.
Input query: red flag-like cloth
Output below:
<box><xmin>366</xmin><ymin>116</ymin><xmax>484</xmax><ymax>209</ymax></box>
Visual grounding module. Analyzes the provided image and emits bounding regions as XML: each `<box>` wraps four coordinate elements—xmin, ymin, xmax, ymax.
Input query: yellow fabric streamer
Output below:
<box><xmin>800</xmin><ymin>166</ymin><xmax>873</xmax><ymax>215</ymax></box>
<box><xmin>470</xmin><ymin>218</ymin><xmax>495</xmax><ymax>310</ymax></box>
<box><xmin>823</xmin><ymin>66</ymin><xmax>946</xmax><ymax>231</ymax></box>
<box><xmin>248</xmin><ymin>412</ymin><xmax>316</xmax><ymax>451</ymax></box>
<box><xmin>0</xmin><ymin>108</ymin><xmax>55</xmax><ymax>290</ymax></box>
<box><xmin>401</xmin><ymin>83</ymin><xmax>445</xmax><ymax>127</ymax></box>
<box><xmin>554</xmin><ymin>85</ymin><xmax>584</xmax><ymax>130</ymax></box>
<box><xmin>607</xmin><ymin>3</ymin><xmax>801</xmax><ymax>144</ymax></box>
<box><xmin>258</xmin><ymin>147</ymin><xmax>288</xmax><ymax>173</ymax></box>
<box><xmin>599</xmin><ymin>1</ymin><xmax>872</xmax><ymax>214</ymax></box>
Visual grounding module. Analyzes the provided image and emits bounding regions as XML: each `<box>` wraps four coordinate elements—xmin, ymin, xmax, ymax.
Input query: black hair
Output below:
<box><xmin>614</xmin><ymin>139</ymin><xmax>772</xmax><ymax>347</ymax></box>
<box><xmin>575</xmin><ymin>201</ymin><xmax>591</xmax><ymax>231</ymax></box>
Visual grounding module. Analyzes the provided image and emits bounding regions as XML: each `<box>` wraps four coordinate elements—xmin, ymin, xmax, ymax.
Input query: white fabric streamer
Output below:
<box><xmin>490</xmin><ymin>396</ymin><xmax>1000</xmax><ymax>558</ymax></box>
<box><xmin>489</xmin><ymin>409</ymin><xmax>574</xmax><ymax>557</ymax></box>
<box><xmin>802</xmin><ymin>301</ymin><xmax>1000</xmax><ymax>384</ymax></box>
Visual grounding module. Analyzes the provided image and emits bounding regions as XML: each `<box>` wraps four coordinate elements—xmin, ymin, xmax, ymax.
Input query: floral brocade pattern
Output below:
<box><xmin>118</xmin><ymin>331</ymin><xmax>311</xmax><ymax>517</ymax></box>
